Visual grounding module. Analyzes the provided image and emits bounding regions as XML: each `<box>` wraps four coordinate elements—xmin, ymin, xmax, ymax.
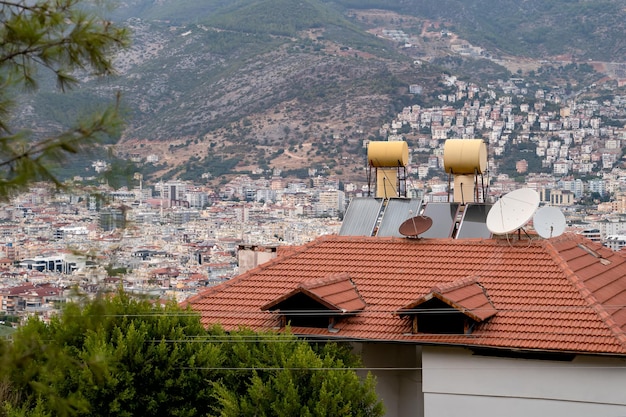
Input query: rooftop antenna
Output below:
<box><xmin>486</xmin><ymin>188</ymin><xmax>540</xmax><ymax>236</ymax></box>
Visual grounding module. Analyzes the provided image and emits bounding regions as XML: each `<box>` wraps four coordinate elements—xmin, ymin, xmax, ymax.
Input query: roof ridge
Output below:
<box><xmin>299</xmin><ymin>272</ymin><xmax>350</xmax><ymax>289</ymax></box>
<box><xmin>544</xmin><ymin>239</ymin><xmax>626</xmax><ymax>350</ymax></box>
<box><xmin>183</xmin><ymin>237</ymin><xmax>334</xmax><ymax>306</ymax></box>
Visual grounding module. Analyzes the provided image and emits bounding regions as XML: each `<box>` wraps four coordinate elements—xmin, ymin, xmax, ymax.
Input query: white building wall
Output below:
<box><xmin>605</xmin><ymin>234</ymin><xmax>626</xmax><ymax>251</ymax></box>
<box><xmin>422</xmin><ymin>346</ymin><xmax>626</xmax><ymax>417</ymax></box>
<box><xmin>354</xmin><ymin>343</ymin><xmax>423</xmax><ymax>417</ymax></box>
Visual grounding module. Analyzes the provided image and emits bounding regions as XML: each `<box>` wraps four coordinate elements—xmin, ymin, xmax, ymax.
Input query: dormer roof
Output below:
<box><xmin>396</xmin><ymin>276</ymin><xmax>496</xmax><ymax>322</ymax></box>
<box><xmin>261</xmin><ymin>272</ymin><xmax>366</xmax><ymax>314</ymax></box>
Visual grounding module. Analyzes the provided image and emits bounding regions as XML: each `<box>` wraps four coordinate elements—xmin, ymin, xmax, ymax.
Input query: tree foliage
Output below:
<box><xmin>0</xmin><ymin>293</ymin><xmax>383</xmax><ymax>417</ymax></box>
<box><xmin>205</xmin><ymin>0</ymin><xmax>350</xmax><ymax>37</ymax></box>
<box><xmin>0</xmin><ymin>0</ymin><xmax>129</xmax><ymax>199</ymax></box>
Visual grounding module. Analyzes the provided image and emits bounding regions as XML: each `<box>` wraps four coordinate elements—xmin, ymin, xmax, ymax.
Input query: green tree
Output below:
<box><xmin>0</xmin><ymin>293</ymin><xmax>383</xmax><ymax>417</ymax></box>
<box><xmin>0</xmin><ymin>0</ymin><xmax>129</xmax><ymax>199</ymax></box>
<box><xmin>0</xmin><ymin>293</ymin><xmax>221</xmax><ymax>416</ymax></box>
<box><xmin>214</xmin><ymin>329</ymin><xmax>383</xmax><ymax>417</ymax></box>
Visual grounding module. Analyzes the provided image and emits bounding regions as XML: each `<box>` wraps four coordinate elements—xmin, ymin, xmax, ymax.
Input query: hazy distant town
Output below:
<box><xmin>3</xmin><ymin>66</ymin><xmax>626</xmax><ymax>325</ymax></box>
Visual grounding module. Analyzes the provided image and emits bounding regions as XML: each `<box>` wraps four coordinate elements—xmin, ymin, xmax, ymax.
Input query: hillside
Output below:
<box><xmin>14</xmin><ymin>0</ymin><xmax>626</xmax><ymax>183</ymax></box>
<box><xmin>332</xmin><ymin>0</ymin><xmax>626</xmax><ymax>61</ymax></box>
<box><xmin>89</xmin><ymin>0</ymin><xmax>444</xmax><ymax>181</ymax></box>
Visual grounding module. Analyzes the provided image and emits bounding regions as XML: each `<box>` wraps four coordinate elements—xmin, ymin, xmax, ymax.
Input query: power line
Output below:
<box><xmin>174</xmin><ymin>365</ymin><xmax>626</xmax><ymax>371</ymax></box>
<box><xmin>71</xmin><ymin>303</ymin><xmax>626</xmax><ymax>317</ymax></box>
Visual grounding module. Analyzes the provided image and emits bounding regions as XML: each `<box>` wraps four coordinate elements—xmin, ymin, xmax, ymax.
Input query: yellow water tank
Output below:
<box><xmin>443</xmin><ymin>139</ymin><xmax>487</xmax><ymax>174</ymax></box>
<box><xmin>368</xmin><ymin>141</ymin><xmax>409</xmax><ymax>167</ymax></box>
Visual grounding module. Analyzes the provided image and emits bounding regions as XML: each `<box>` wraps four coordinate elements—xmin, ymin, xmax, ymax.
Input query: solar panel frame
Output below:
<box><xmin>456</xmin><ymin>203</ymin><xmax>493</xmax><ymax>239</ymax></box>
<box><xmin>338</xmin><ymin>198</ymin><xmax>384</xmax><ymax>236</ymax></box>
<box><xmin>376</xmin><ymin>198</ymin><xmax>423</xmax><ymax>237</ymax></box>
<box><xmin>419</xmin><ymin>202</ymin><xmax>460</xmax><ymax>238</ymax></box>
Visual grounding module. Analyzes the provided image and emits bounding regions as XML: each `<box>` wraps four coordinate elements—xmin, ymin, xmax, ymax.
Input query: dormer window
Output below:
<box><xmin>265</xmin><ymin>292</ymin><xmax>335</xmax><ymax>328</ymax></box>
<box><xmin>409</xmin><ymin>297</ymin><xmax>469</xmax><ymax>334</ymax></box>
<box><xmin>261</xmin><ymin>272</ymin><xmax>366</xmax><ymax>330</ymax></box>
<box><xmin>396</xmin><ymin>276</ymin><xmax>496</xmax><ymax>335</ymax></box>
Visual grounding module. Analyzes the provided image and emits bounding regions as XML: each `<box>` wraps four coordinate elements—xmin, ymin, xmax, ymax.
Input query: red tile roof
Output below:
<box><xmin>397</xmin><ymin>276</ymin><xmax>497</xmax><ymax>322</ymax></box>
<box><xmin>185</xmin><ymin>233</ymin><xmax>626</xmax><ymax>355</ymax></box>
<box><xmin>261</xmin><ymin>272</ymin><xmax>366</xmax><ymax>313</ymax></box>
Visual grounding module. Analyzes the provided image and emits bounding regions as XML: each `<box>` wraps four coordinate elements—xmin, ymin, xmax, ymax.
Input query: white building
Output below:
<box><xmin>317</xmin><ymin>190</ymin><xmax>346</xmax><ymax>217</ymax></box>
<box><xmin>553</xmin><ymin>160</ymin><xmax>570</xmax><ymax>175</ymax></box>
<box><xmin>189</xmin><ymin>233</ymin><xmax>626</xmax><ymax>417</ymax></box>
<box><xmin>605</xmin><ymin>234</ymin><xmax>626</xmax><ymax>251</ymax></box>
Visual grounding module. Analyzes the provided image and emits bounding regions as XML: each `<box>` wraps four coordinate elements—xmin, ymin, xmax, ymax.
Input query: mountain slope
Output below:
<box><xmin>16</xmin><ymin>0</ymin><xmax>626</xmax><ymax>182</ymax></box>
<box><xmin>331</xmin><ymin>0</ymin><xmax>626</xmax><ymax>61</ymax></box>
<box><xmin>108</xmin><ymin>14</ymin><xmax>433</xmax><ymax>181</ymax></box>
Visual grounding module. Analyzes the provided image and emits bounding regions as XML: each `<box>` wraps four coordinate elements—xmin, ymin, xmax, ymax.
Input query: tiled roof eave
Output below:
<box><xmin>287</xmin><ymin>330</ymin><xmax>626</xmax><ymax>357</ymax></box>
<box><xmin>544</xmin><ymin>238</ymin><xmax>626</xmax><ymax>350</ymax></box>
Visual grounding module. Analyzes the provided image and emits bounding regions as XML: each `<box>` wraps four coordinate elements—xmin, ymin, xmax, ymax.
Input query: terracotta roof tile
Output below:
<box><xmin>259</xmin><ymin>272</ymin><xmax>366</xmax><ymax>313</ymax></box>
<box><xmin>396</xmin><ymin>276</ymin><xmax>497</xmax><ymax>322</ymax></box>
<box><xmin>186</xmin><ymin>233</ymin><xmax>626</xmax><ymax>355</ymax></box>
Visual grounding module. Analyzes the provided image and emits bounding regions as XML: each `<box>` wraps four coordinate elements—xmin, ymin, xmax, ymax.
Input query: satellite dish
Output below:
<box><xmin>533</xmin><ymin>206</ymin><xmax>566</xmax><ymax>238</ymax></box>
<box><xmin>486</xmin><ymin>188</ymin><xmax>540</xmax><ymax>234</ymax></box>
<box><xmin>399</xmin><ymin>215</ymin><xmax>433</xmax><ymax>238</ymax></box>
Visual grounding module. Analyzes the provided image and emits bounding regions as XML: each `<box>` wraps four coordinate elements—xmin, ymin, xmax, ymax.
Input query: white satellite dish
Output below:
<box><xmin>533</xmin><ymin>206</ymin><xmax>566</xmax><ymax>238</ymax></box>
<box><xmin>486</xmin><ymin>188</ymin><xmax>540</xmax><ymax>234</ymax></box>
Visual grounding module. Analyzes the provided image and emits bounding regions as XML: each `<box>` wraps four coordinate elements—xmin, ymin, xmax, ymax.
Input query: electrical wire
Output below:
<box><xmin>173</xmin><ymin>365</ymin><xmax>626</xmax><ymax>371</ymax></box>
<box><xmin>141</xmin><ymin>329</ymin><xmax>626</xmax><ymax>340</ymax></box>
<box><xmin>72</xmin><ymin>303</ymin><xmax>626</xmax><ymax>316</ymax></box>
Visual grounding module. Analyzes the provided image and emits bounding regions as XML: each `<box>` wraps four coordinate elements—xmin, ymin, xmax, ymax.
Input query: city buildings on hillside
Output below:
<box><xmin>4</xmin><ymin>71</ymin><xmax>626</xmax><ymax>324</ymax></box>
